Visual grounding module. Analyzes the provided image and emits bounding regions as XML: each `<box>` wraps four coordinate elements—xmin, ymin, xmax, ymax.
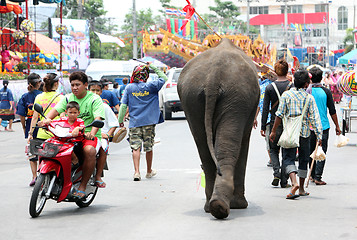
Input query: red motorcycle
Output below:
<box><xmin>29</xmin><ymin>103</ymin><xmax>104</xmax><ymax>218</ymax></box>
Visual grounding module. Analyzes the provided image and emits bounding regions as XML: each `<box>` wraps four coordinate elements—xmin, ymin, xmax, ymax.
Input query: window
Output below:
<box><xmin>313</xmin><ymin>29</ymin><xmax>322</xmax><ymax>37</ymax></box>
<box><xmin>315</xmin><ymin>4</ymin><xmax>327</xmax><ymax>13</ymax></box>
<box><xmin>281</xmin><ymin>5</ymin><xmax>303</xmax><ymax>14</ymax></box>
<box><xmin>250</xmin><ymin>6</ymin><xmax>268</xmax><ymax>15</ymax></box>
<box><xmin>338</xmin><ymin>6</ymin><xmax>348</xmax><ymax>30</ymax></box>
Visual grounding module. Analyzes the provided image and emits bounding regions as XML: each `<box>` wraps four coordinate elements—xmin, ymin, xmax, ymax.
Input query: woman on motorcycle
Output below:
<box><xmin>28</xmin><ymin>73</ymin><xmax>64</xmax><ymax>185</ymax></box>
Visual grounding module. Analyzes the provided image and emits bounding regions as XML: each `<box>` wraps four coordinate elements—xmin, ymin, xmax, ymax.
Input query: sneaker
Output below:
<box><xmin>271</xmin><ymin>177</ymin><xmax>280</xmax><ymax>186</ymax></box>
<box><xmin>267</xmin><ymin>162</ymin><xmax>273</xmax><ymax>167</ymax></box>
<box><xmin>146</xmin><ymin>169</ymin><xmax>157</xmax><ymax>179</ymax></box>
<box><xmin>133</xmin><ymin>172</ymin><xmax>141</xmax><ymax>181</ymax></box>
<box><xmin>281</xmin><ymin>183</ymin><xmax>291</xmax><ymax>188</ymax></box>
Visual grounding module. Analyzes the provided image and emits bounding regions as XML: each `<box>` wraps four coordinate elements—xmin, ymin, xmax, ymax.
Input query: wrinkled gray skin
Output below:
<box><xmin>177</xmin><ymin>38</ymin><xmax>260</xmax><ymax>219</ymax></box>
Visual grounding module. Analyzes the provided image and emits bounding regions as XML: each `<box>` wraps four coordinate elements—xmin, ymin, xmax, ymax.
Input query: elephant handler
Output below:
<box><xmin>270</xmin><ymin>70</ymin><xmax>322</xmax><ymax>199</ymax></box>
<box><xmin>118</xmin><ymin>63</ymin><xmax>167</xmax><ymax>181</ymax></box>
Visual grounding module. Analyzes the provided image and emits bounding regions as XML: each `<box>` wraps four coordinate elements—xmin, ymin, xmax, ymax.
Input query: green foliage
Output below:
<box><xmin>209</xmin><ymin>0</ymin><xmax>240</xmax><ymax>19</ymax></box>
<box><xmin>159</xmin><ymin>0</ymin><xmax>177</xmax><ymax>9</ymax></box>
<box><xmin>120</xmin><ymin>9</ymin><xmax>165</xmax><ymax>59</ymax></box>
<box><xmin>344</xmin><ymin>28</ymin><xmax>354</xmax><ymax>54</ymax></box>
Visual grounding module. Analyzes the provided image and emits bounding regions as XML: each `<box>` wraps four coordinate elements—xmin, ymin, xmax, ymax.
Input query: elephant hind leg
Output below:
<box><xmin>210</xmin><ymin>199</ymin><xmax>230</xmax><ymax>219</ymax></box>
<box><xmin>230</xmin><ymin>125</ymin><xmax>253</xmax><ymax>209</ymax></box>
<box><xmin>209</xmin><ymin>164</ymin><xmax>234</xmax><ymax>219</ymax></box>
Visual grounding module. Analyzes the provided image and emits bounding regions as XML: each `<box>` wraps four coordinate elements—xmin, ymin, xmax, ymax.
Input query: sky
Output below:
<box><xmin>102</xmin><ymin>0</ymin><xmax>163</xmax><ymax>29</ymax></box>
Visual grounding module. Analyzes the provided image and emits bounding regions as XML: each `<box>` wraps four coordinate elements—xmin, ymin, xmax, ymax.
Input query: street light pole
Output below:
<box><xmin>326</xmin><ymin>0</ymin><xmax>330</xmax><ymax>67</ymax></box>
<box><xmin>133</xmin><ymin>0</ymin><xmax>138</xmax><ymax>59</ymax></box>
<box><xmin>284</xmin><ymin>0</ymin><xmax>288</xmax><ymax>50</ymax></box>
<box><xmin>246</xmin><ymin>0</ymin><xmax>250</xmax><ymax>35</ymax></box>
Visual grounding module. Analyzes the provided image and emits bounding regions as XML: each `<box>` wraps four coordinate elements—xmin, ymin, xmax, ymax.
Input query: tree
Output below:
<box><xmin>120</xmin><ymin>8</ymin><xmax>164</xmax><ymax>60</ymax></box>
<box><xmin>209</xmin><ymin>0</ymin><xmax>240</xmax><ymax>19</ymax></box>
<box><xmin>343</xmin><ymin>28</ymin><xmax>354</xmax><ymax>54</ymax></box>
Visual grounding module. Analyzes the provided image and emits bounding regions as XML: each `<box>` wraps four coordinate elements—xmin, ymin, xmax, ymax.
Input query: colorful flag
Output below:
<box><xmin>180</xmin><ymin>0</ymin><xmax>196</xmax><ymax>31</ymax></box>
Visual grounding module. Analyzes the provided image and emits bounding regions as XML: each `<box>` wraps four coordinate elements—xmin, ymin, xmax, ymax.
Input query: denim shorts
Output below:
<box><xmin>129</xmin><ymin>125</ymin><xmax>156</xmax><ymax>152</ymax></box>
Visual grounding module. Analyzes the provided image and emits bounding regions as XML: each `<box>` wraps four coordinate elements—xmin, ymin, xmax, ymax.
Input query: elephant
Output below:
<box><xmin>177</xmin><ymin>38</ymin><xmax>260</xmax><ymax>219</ymax></box>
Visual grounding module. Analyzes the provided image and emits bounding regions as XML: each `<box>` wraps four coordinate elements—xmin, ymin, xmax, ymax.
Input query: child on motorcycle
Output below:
<box><xmin>88</xmin><ymin>81</ymin><xmax>119</xmax><ymax>188</ymax></box>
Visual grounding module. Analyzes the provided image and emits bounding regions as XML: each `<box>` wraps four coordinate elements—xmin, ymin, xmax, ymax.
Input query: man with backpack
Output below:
<box><xmin>261</xmin><ymin>59</ymin><xmax>292</xmax><ymax>188</ymax></box>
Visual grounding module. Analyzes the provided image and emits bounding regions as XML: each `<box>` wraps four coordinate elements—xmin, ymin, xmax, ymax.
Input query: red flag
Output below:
<box><xmin>180</xmin><ymin>1</ymin><xmax>195</xmax><ymax>31</ymax></box>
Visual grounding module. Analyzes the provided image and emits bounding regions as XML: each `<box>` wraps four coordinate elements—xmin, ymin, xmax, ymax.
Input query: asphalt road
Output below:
<box><xmin>1</xmin><ymin>111</ymin><xmax>357</xmax><ymax>240</ymax></box>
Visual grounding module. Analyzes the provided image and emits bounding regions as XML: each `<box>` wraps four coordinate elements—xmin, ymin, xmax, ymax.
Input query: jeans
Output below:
<box><xmin>309</xmin><ymin>129</ymin><xmax>329</xmax><ymax>181</ymax></box>
<box><xmin>269</xmin><ymin>123</ymin><xmax>288</xmax><ymax>186</ymax></box>
<box><xmin>282</xmin><ymin>136</ymin><xmax>310</xmax><ymax>179</ymax></box>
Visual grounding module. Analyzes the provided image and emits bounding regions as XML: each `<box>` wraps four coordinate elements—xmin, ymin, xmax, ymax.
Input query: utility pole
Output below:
<box><xmin>78</xmin><ymin>0</ymin><xmax>83</xmax><ymax>19</ymax></box>
<box><xmin>284</xmin><ymin>0</ymin><xmax>288</xmax><ymax>51</ymax></box>
<box><xmin>326</xmin><ymin>0</ymin><xmax>330</xmax><ymax>67</ymax></box>
<box><xmin>246</xmin><ymin>0</ymin><xmax>250</xmax><ymax>36</ymax></box>
<box><xmin>133</xmin><ymin>0</ymin><xmax>138</xmax><ymax>59</ymax></box>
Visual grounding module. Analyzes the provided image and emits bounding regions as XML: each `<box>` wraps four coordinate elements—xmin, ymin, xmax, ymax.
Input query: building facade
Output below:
<box><xmin>234</xmin><ymin>0</ymin><xmax>357</xmax><ymax>52</ymax></box>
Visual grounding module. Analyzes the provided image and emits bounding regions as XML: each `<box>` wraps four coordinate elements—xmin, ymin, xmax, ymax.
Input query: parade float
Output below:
<box><xmin>142</xmin><ymin>28</ymin><xmax>275</xmax><ymax>68</ymax></box>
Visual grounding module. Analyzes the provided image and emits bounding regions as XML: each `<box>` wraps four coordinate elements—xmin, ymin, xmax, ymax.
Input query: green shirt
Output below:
<box><xmin>55</xmin><ymin>91</ymin><xmax>105</xmax><ymax>139</ymax></box>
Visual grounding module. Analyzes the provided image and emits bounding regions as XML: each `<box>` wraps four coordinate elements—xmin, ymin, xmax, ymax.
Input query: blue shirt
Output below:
<box><xmin>311</xmin><ymin>87</ymin><xmax>329</xmax><ymax>130</ymax></box>
<box><xmin>101</xmin><ymin>89</ymin><xmax>120</xmax><ymax>112</ymax></box>
<box><xmin>112</xmin><ymin>88</ymin><xmax>121</xmax><ymax>101</ymax></box>
<box><xmin>16</xmin><ymin>90</ymin><xmax>42</xmax><ymax>117</ymax></box>
<box><xmin>0</xmin><ymin>88</ymin><xmax>13</xmax><ymax>109</ymax></box>
<box><xmin>122</xmin><ymin>79</ymin><xmax>165</xmax><ymax>128</ymax></box>
<box><xmin>119</xmin><ymin>84</ymin><xmax>127</xmax><ymax>100</ymax></box>
<box><xmin>259</xmin><ymin>79</ymin><xmax>272</xmax><ymax>122</ymax></box>
<box><xmin>16</xmin><ymin>89</ymin><xmax>42</xmax><ymax>138</ymax></box>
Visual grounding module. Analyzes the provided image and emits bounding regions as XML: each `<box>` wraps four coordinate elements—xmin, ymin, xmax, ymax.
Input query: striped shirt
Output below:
<box><xmin>275</xmin><ymin>87</ymin><xmax>323</xmax><ymax>140</ymax></box>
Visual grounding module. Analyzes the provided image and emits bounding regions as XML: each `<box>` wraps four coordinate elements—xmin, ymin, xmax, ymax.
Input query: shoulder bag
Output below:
<box><xmin>277</xmin><ymin>94</ymin><xmax>310</xmax><ymax>149</ymax></box>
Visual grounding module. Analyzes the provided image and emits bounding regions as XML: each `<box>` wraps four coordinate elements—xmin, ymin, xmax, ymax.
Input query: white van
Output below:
<box><xmin>85</xmin><ymin>60</ymin><xmax>137</xmax><ymax>85</ymax></box>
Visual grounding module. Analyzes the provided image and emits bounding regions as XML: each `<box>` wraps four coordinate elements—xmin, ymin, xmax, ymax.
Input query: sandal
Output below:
<box><xmin>95</xmin><ymin>180</ymin><xmax>106</xmax><ymax>188</ymax></box>
<box><xmin>299</xmin><ymin>192</ymin><xmax>310</xmax><ymax>196</ymax></box>
<box><xmin>286</xmin><ymin>192</ymin><xmax>300</xmax><ymax>200</ymax></box>
<box><xmin>73</xmin><ymin>189</ymin><xmax>86</xmax><ymax>199</ymax></box>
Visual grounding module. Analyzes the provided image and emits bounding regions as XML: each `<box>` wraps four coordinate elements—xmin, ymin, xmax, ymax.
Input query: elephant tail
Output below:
<box><xmin>204</xmin><ymin>90</ymin><xmax>222</xmax><ymax>176</ymax></box>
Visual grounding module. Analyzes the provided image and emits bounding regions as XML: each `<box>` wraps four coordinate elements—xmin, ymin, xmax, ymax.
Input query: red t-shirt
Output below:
<box><xmin>1</xmin><ymin>50</ymin><xmax>10</xmax><ymax>64</ymax></box>
<box><xmin>52</xmin><ymin>117</ymin><xmax>85</xmax><ymax>133</ymax></box>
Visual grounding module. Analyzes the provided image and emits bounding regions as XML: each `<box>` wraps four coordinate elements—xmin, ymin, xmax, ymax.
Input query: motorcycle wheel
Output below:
<box><xmin>75</xmin><ymin>186</ymin><xmax>98</xmax><ymax>208</ymax></box>
<box><xmin>29</xmin><ymin>173</ymin><xmax>51</xmax><ymax>218</ymax></box>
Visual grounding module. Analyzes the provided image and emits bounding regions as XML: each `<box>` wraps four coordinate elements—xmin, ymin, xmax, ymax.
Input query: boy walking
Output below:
<box><xmin>270</xmin><ymin>70</ymin><xmax>322</xmax><ymax>199</ymax></box>
<box><xmin>308</xmin><ymin>67</ymin><xmax>341</xmax><ymax>185</ymax></box>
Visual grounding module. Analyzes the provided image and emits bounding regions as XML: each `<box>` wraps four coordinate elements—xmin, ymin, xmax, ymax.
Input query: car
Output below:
<box><xmin>159</xmin><ymin>67</ymin><xmax>183</xmax><ymax>120</ymax></box>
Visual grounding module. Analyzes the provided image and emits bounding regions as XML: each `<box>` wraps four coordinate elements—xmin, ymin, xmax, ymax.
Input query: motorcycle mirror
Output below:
<box><xmin>85</xmin><ymin>120</ymin><xmax>104</xmax><ymax>129</ymax></box>
<box><xmin>34</xmin><ymin>103</ymin><xmax>46</xmax><ymax>119</ymax></box>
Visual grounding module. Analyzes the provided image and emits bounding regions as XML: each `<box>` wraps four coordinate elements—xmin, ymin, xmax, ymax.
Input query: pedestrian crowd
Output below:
<box><xmin>0</xmin><ymin>62</ymin><xmax>167</xmax><ymax>197</ymax></box>
<box><xmin>254</xmin><ymin>59</ymin><xmax>347</xmax><ymax>200</ymax></box>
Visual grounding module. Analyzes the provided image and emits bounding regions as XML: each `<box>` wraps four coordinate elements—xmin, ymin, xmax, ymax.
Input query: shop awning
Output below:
<box><xmin>1</xmin><ymin>28</ymin><xmax>67</xmax><ymax>55</ymax></box>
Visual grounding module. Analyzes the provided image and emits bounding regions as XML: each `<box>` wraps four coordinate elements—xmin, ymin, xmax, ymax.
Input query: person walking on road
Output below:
<box><xmin>16</xmin><ymin>73</ymin><xmax>43</xmax><ymax>185</ymax></box>
<box><xmin>118</xmin><ymin>63</ymin><xmax>167</xmax><ymax>181</ymax></box>
<box><xmin>0</xmin><ymin>80</ymin><xmax>15</xmax><ymax>131</ymax></box>
<box><xmin>253</xmin><ymin>75</ymin><xmax>273</xmax><ymax>167</ymax></box>
<box><xmin>270</xmin><ymin>70</ymin><xmax>323</xmax><ymax>199</ymax></box>
<box><xmin>261</xmin><ymin>59</ymin><xmax>292</xmax><ymax>188</ymax></box>
<box><xmin>307</xmin><ymin>67</ymin><xmax>341</xmax><ymax>185</ymax></box>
